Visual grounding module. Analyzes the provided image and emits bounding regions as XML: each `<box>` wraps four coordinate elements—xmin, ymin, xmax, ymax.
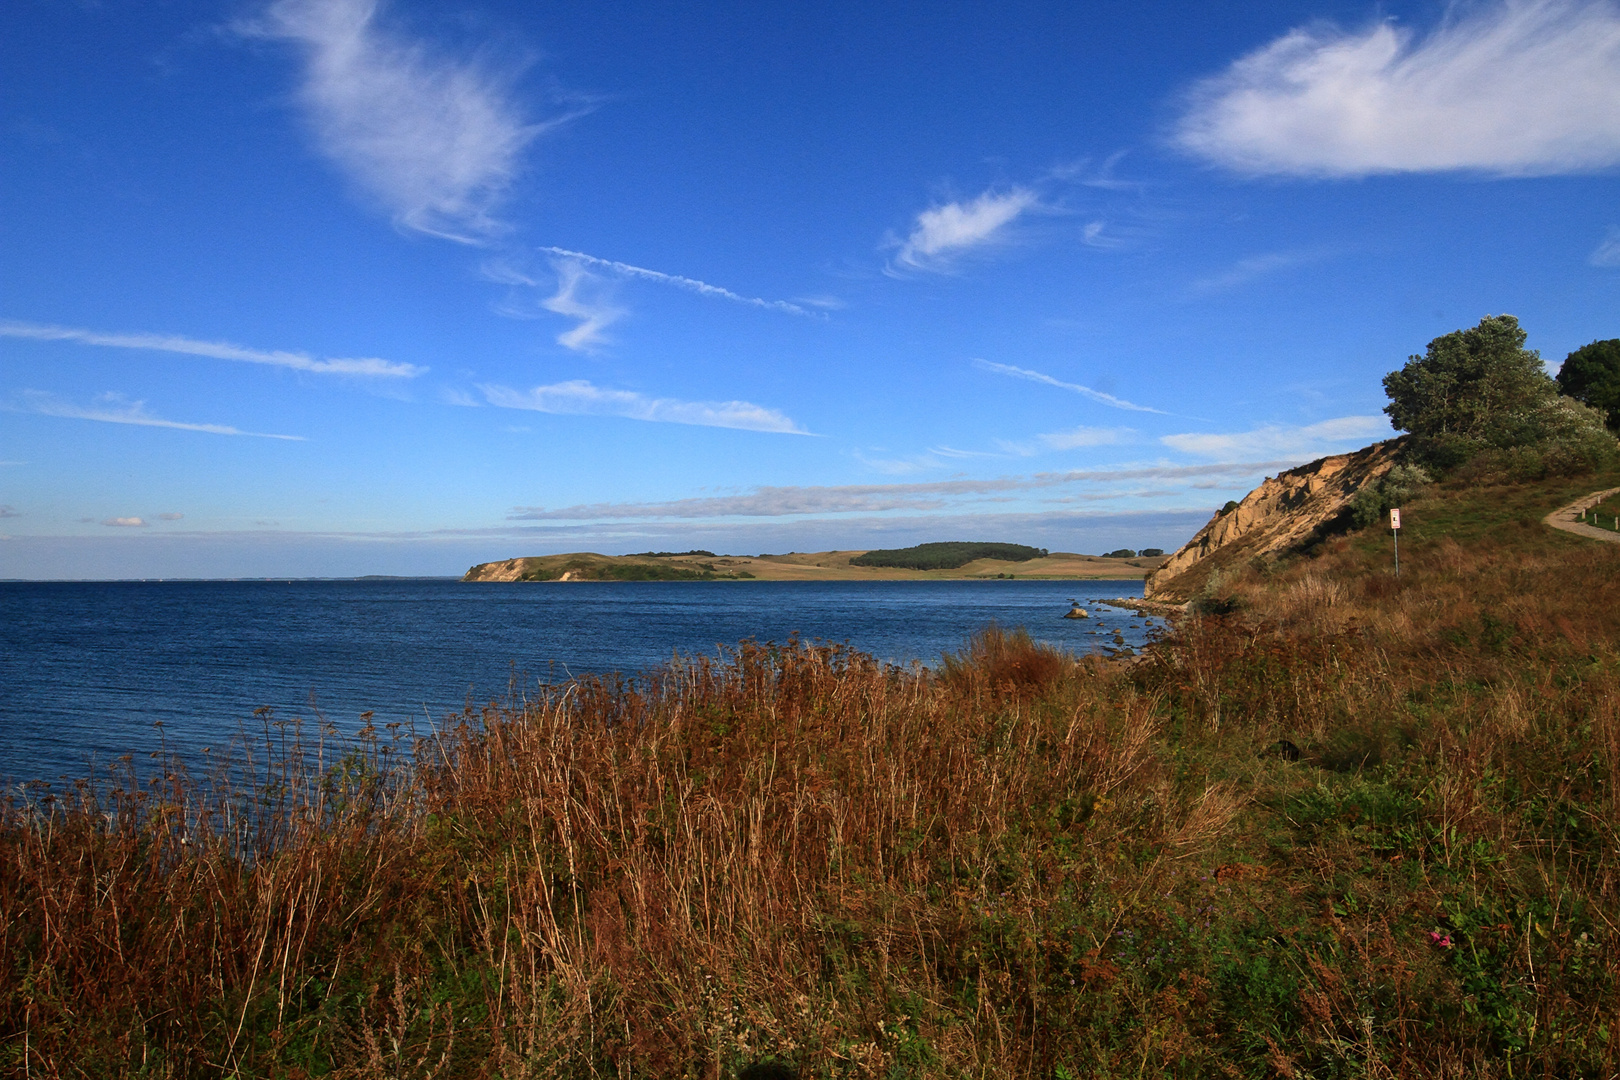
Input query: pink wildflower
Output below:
<box><xmin>1429</xmin><ymin>930</ymin><xmax>1453</xmax><ymax>948</ymax></box>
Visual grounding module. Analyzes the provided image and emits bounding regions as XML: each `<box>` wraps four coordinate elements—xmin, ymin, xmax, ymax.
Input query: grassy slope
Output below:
<box><xmin>7</xmin><ymin>468</ymin><xmax>1620</xmax><ymax>1077</ymax></box>
<box><xmin>470</xmin><ymin>549</ymin><xmax>1167</xmax><ymax>582</ymax></box>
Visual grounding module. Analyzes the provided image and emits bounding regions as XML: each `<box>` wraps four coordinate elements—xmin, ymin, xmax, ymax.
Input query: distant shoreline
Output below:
<box><xmin>462</xmin><ymin>549</ymin><xmax>1169</xmax><ymax>583</ymax></box>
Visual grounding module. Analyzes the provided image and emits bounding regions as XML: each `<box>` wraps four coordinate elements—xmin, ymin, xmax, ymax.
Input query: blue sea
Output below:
<box><xmin>0</xmin><ymin>578</ymin><xmax>1158</xmax><ymax>785</ymax></box>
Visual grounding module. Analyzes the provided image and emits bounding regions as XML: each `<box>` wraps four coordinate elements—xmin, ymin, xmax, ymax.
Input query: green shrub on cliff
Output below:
<box><xmin>1349</xmin><ymin>462</ymin><xmax>1433</xmax><ymax>529</ymax></box>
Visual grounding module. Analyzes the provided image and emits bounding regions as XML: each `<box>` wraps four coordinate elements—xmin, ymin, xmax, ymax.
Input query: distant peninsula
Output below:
<box><xmin>462</xmin><ymin>544</ymin><xmax>1169</xmax><ymax>582</ymax></box>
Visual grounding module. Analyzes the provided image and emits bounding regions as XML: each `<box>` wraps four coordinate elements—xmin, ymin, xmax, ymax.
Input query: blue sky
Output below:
<box><xmin>3</xmin><ymin>0</ymin><xmax>1619</xmax><ymax>578</ymax></box>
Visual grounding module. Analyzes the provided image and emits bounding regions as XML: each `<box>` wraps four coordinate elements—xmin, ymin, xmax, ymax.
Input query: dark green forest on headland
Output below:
<box><xmin>850</xmin><ymin>541</ymin><xmax>1048</xmax><ymax>570</ymax></box>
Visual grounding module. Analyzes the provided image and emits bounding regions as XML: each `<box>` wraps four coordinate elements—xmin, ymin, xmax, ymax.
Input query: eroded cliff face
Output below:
<box><xmin>1145</xmin><ymin>440</ymin><xmax>1402</xmax><ymax>602</ymax></box>
<box><xmin>462</xmin><ymin>557</ymin><xmax>533</xmax><ymax>582</ymax></box>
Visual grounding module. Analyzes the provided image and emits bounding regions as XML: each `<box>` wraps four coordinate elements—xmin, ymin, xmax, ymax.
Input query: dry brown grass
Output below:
<box><xmin>2</xmin><ymin>634</ymin><xmax>1216</xmax><ymax>1078</ymax></box>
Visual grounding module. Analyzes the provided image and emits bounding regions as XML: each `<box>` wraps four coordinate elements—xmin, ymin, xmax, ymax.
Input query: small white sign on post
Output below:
<box><xmin>1389</xmin><ymin>507</ymin><xmax>1401</xmax><ymax>577</ymax></box>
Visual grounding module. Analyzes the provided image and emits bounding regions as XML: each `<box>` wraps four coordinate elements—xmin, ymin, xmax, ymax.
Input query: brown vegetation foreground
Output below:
<box><xmin>6</xmin><ymin>473</ymin><xmax>1620</xmax><ymax>1077</ymax></box>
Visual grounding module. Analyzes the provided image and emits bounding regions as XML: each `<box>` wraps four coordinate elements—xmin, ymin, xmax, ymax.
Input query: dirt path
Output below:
<box><xmin>1544</xmin><ymin>486</ymin><xmax>1620</xmax><ymax>544</ymax></box>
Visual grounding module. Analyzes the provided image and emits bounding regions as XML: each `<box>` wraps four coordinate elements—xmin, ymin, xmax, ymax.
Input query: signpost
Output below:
<box><xmin>1390</xmin><ymin>507</ymin><xmax>1401</xmax><ymax>578</ymax></box>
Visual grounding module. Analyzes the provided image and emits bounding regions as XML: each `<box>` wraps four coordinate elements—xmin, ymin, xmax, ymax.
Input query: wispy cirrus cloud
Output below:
<box><xmin>507</xmin><ymin>460</ymin><xmax>1297</xmax><ymax>522</ymax></box>
<box><xmin>438</xmin><ymin>387</ymin><xmax>482</xmax><ymax>407</ymax></box>
<box><xmin>975</xmin><ymin>359</ymin><xmax>1168</xmax><ymax>415</ymax></box>
<box><xmin>1190</xmin><ymin>250</ymin><xmax>1326</xmax><ymax>293</ymax></box>
<box><xmin>891</xmin><ymin>188</ymin><xmax>1039</xmax><ymax>272</ymax></box>
<box><xmin>998</xmin><ymin>426</ymin><xmax>1133</xmax><ymax>456</ymax></box>
<box><xmin>102</xmin><ymin>517</ymin><xmax>147</xmax><ymax>528</ymax></box>
<box><xmin>1161</xmin><ymin>416</ymin><xmax>1388</xmax><ymax>458</ymax></box>
<box><xmin>253</xmin><ymin>0</ymin><xmax>557</xmax><ymax>242</ymax></box>
<box><xmin>0</xmin><ymin>320</ymin><xmax>423</xmax><ymax>378</ymax></box>
<box><xmin>495</xmin><ymin>248</ymin><xmax>817</xmax><ymax>351</ymax></box>
<box><xmin>538</xmin><ymin>247</ymin><xmax>814</xmax><ymax>316</ymax></box>
<box><xmin>537</xmin><ymin>259</ymin><xmax>626</xmax><ymax>351</ymax></box>
<box><xmin>513</xmin><ymin>485</ymin><xmax>956</xmax><ymax>521</ymax></box>
<box><xmin>1175</xmin><ymin>0</ymin><xmax>1620</xmax><ymax>177</ymax></box>
<box><xmin>1081</xmin><ymin>220</ymin><xmax>1124</xmax><ymax>250</ymax></box>
<box><xmin>479</xmin><ymin>380</ymin><xmax>809</xmax><ymax>434</ymax></box>
<box><xmin>851</xmin><ymin>445</ymin><xmax>1003</xmax><ymax>475</ymax></box>
<box><xmin>1591</xmin><ymin>227</ymin><xmax>1620</xmax><ymax>267</ymax></box>
<box><xmin>12</xmin><ymin>391</ymin><xmax>305</xmax><ymax>440</ymax></box>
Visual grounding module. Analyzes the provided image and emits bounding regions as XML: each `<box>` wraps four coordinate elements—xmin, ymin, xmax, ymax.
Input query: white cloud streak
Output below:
<box><xmin>539</xmin><ymin>260</ymin><xmax>625</xmax><ymax>351</ymax></box>
<box><xmin>102</xmin><ymin>517</ymin><xmax>147</xmax><ymax>528</ymax></box>
<box><xmin>14</xmin><ymin>391</ymin><xmax>306</xmax><ymax>440</ymax></box>
<box><xmin>975</xmin><ymin>359</ymin><xmax>1168</xmax><ymax>415</ymax></box>
<box><xmin>999</xmin><ymin>426</ymin><xmax>1133</xmax><ymax>456</ymax></box>
<box><xmin>538</xmin><ymin>247</ymin><xmax>812</xmax><ymax>316</ymax></box>
<box><xmin>1591</xmin><ymin>226</ymin><xmax>1620</xmax><ymax>266</ymax></box>
<box><xmin>1190</xmin><ymin>250</ymin><xmax>1323</xmax><ymax>293</ymax></box>
<box><xmin>438</xmin><ymin>387</ymin><xmax>481</xmax><ymax>407</ymax></box>
<box><xmin>893</xmin><ymin>188</ymin><xmax>1039</xmax><ymax>272</ymax></box>
<box><xmin>507</xmin><ymin>461</ymin><xmax>1298</xmax><ymax>522</ymax></box>
<box><xmin>479</xmin><ymin>380</ymin><xmax>809</xmax><ymax>434</ymax></box>
<box><xmin>1161</xmin><ymin>416</ymin><xmax>1388</xmax><ymax>458</ymax></box>
<box><xmin>256</xmin><ymin>0</ymin><xmax>546</xmax><ymax>241</ymax></box>
<box><xmin>0</xmin><ymin>319</ymin><xmax>423</xmax><ymax>378</ymax></box>
<box><xmin>851</xmin><ymin>446</ymin><xmax>1003</xmax><ymax>475</ymax></box>
<box><xmin>1176</xmin><ymin>0</ymin><xmax>1620</xmax><ymax>177</ymax></box>
<box><xmin>1081</xmin><ymin>220</ymin><xmax>1123</xmax><ymax>250</ymax></box>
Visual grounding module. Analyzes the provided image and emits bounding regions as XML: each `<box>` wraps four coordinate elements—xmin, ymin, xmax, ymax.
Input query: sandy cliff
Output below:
<box><xmin>464</xmin><ymin>557</ymin><xmax>532</xmax><ymax>582</ymax></box>
<box><xmin>1145</xmin><ymin>440</ymin><xmax>1402</xmax><ymax>602</ymax></box>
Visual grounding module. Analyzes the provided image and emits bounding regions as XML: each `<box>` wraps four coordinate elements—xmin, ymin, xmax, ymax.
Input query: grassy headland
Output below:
<box><xmin>6</xmin><ymin>469</ymin><xmax>1620</xmax><ymax>1077</ymax></box>
<box><xmin>463</xmin><ymin>548</ymin><xmax>1167</xmax><ymax>582</ymax></box>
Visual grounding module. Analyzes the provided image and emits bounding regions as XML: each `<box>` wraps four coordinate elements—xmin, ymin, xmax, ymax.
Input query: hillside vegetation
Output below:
<box><xmin>849</xmin><ymin>542</ymin><xmax>1048</xmax><ymax>571</ymax></box>
<box><xmin>7</xmin><ymin>466</ymin><xmax>1620</xmax><ymax>1077</ymax></box>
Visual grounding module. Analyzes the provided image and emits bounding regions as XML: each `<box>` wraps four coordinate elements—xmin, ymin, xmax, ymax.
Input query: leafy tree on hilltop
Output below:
<box><xmin>1556</xmin><ymin>338</ymin><xmax>1620</xmax><ymax>432</ymax></box>
<box><xmin>1383</xmin><ymin>315</ymin><xmax>1550</xmax><ymax>457</ymax></box>
<box><xmin>1382</xmin><ymin>315</ymin><xmax>1615</xmax><ymax>477</ymax></box>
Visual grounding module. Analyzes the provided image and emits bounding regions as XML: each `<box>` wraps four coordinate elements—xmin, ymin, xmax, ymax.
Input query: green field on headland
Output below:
<box><xmin>8</xmin><ymin>463</ymin><xmax>1620</xmax><ymax>1077</ymax></box>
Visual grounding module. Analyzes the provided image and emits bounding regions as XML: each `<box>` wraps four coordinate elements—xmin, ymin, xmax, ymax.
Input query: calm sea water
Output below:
<box><xmin>0</xmin><ymin>578</ymin><xmax>1156</xmax><ymax>784</ymax></box>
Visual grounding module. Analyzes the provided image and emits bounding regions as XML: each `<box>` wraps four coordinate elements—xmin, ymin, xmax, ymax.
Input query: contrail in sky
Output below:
<box><xmin>975</xmin><ymin>359</ymin><xmax>1170</xmax><ymax>414</ymax></box>
<box><xmin>538</xmin><ymin>247</ymin><xmax>813</xmax><ymax>316</ymax></box>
